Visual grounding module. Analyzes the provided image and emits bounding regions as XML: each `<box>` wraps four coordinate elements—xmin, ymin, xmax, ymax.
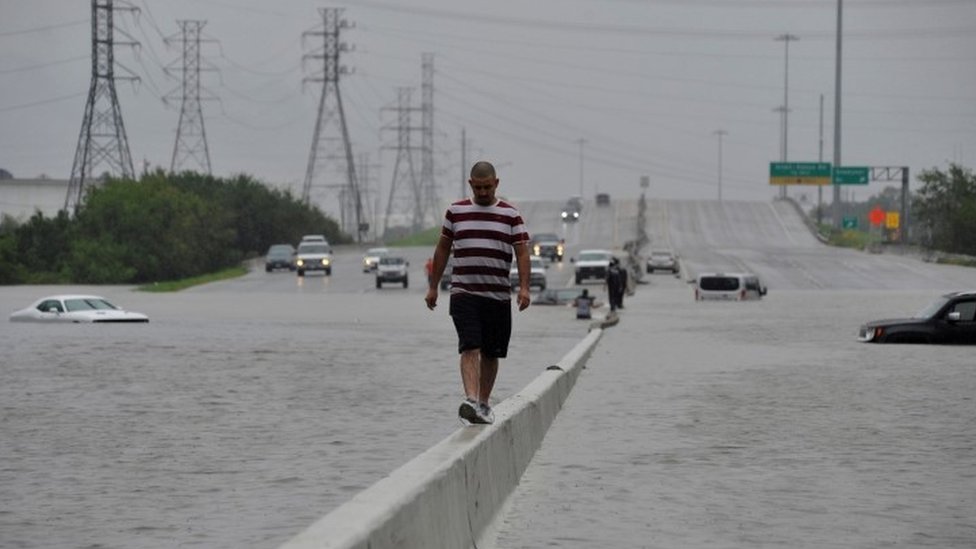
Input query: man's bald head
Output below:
<box><xmin>470</xmin><ymin>161</ymin><xmax>496</xmax><ymax>180</ymax></box>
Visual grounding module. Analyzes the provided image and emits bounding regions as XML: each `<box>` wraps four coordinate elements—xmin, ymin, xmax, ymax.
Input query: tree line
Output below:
<box><xmin>811</xmin><ymin>163</ymin><xmax>975</xmax><ymax>256</ymax></box>
<box><xmin>0</xmin><ymin>171</ymin><xmax>346</xmax><ymax>284</ymax></box>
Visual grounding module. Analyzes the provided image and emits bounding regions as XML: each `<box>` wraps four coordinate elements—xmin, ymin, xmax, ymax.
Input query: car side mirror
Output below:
<box><xmin>570</xmin><ymin>257</ymin><xmax>576</xmax><ymax>263</ymax></box>
<box><xmin>947</xmin><ymin>311</ymin><xmax>961</xmax><ymax>322</ymax></box>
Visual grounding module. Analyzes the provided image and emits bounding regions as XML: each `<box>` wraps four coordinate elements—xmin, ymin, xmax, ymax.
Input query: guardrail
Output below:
<box><xmin>277</xmin><ymin>328</ymin><xmax>605</xmax><ymax>549</ymax></box>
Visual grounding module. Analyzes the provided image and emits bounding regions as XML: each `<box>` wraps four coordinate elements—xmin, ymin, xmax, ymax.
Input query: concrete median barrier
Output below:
<box><xmin>277</xmin><ymin>327</ymin><xmax>604</xmax><ymax>549</ymax></box>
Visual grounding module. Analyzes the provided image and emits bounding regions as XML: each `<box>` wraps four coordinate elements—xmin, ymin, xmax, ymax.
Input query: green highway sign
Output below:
<box><xmin>842</xmin><ymin>216</ymin><xmax>859</xmax><ymax>229</ymax></box>
<box><xmin>833</xmin><ymin>166</ymin><xmax>870</xmax><ymax>185</ymax></box>
<box><xmin>769</xmin><ymin>162</ymin><xmax>832</xmax><ymax>185</ymax></box>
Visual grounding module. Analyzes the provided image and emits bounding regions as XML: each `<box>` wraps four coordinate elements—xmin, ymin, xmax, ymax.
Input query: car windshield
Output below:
<box><xmin>699</xmin><ymin>276</ymin><xmax>740</xmax><ymax>291</ymax></box>
<box><xmin>380</xmin><ymin>257</ymin><xmax>405</xmax><ymax>265</ymax></box>
<box><xmin>367</xmin><ymin>248</ymin><xmax>388</xmax><ymax>256</ymax></box>
<box><xmin>915</xmin><ymin>295</ymin><xmax>951</xmax><ymax>319</ymax></box>
<box><xmin>64</xmin><ymin>298</ymin><xmax>118</xmax><ymax>312</ymax></box>
<box><xmin>535</xmin><ymin>233</ymin><xmax>559</xmax><ymax>243</ymax></box>
<box><xmin>652</xmin><ymin>251</ymin><xmax>673</xmax><ymax>258</ymax></box>
<box><xmin>579</xmin><ymin>252</ymin><xmax>610</xmax><ymax>262</ymax></box>
<box><xmin>298</xmin><ymin>244</ymin><xmax>331</xmax><ymax>254</ymax></box>
<box><xmin>268</xmin><ymin>247</ymin><xmax>292</xmax><ymax>257</ymax></box>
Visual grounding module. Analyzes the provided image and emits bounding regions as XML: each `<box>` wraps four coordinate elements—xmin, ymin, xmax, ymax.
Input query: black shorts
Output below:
<box><xmin>449</xmin><ymin>293</ymin><xmax>512</xmax><ymax>358</ymax></box>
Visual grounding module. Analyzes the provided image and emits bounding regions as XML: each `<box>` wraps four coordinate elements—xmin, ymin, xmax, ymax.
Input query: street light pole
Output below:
<box><xmin>714</xmin><ymin>129</ymin><xmax>727</xmax><ymax>202</ymax></box>
<box><xmin>832</xmin><ymin>0</ymin><xmax>844</xmax><ymax>228</ymax></box>
<box><xmin>775</xmin><ymin>33</ymin><xmax>799</xmax><ymax>200</ymax></box>
<box><xmin>576</xmin><ymin>138</ymin><xmax>586</xmax><ymax>198</ymax></box>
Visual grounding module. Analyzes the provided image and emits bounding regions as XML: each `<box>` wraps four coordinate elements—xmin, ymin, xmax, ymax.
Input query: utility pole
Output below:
<box><xmin>302</xmin><ymin>8</ymin><xmax>364</xmax><ymax>241</ymax></box>
<box><xmin>775</xmin><ymin>33</ymin><xmax>798</xmax><ymax>200</ymax></box>
<box><xmin>65</xmin><ymin>0</ymin><xmax>138</xmax><ymax>213</ymax></box>
<box><xmin>576</xmin><ymin>138</ymin><xmax>586</xmax><ymax>198</ymax></box>
<box><xmin>714</xmin><ymin>129</ymin><xmax>728</xmax><ymax>202</ymax></box>
<box><xmin>420</xmin><ymin>53</ymin><xmax>439</xmax><ymax>227</ymax></box>
<box><xmin>165</xmin><ymin>20</ymin><xmax>214</xmax><ymax>175</ymax></box>
<box><xmin>832</xmin><ymin>0</ymin><xmax>844</xmax><ymax>228</ymax></box>
<box><xmin>460</xmin><ymin>128</ymin><xmax>467</xmax><ymax>199</ymax></box>
<box><xmin>818</xmin><ymin>93</ymin><xmax>824</xmax><ymax>226</ymax></box>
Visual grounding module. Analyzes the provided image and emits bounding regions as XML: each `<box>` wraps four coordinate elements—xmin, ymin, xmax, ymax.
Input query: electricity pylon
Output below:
<box><xmin>165</xmin><ymin>20</ymin><xmax>214</xmax><ymax>175</ymax></box>
<box><xmin>302</xmin><ymin>7</ymin><xmax>365</xmax><ymax>240</ymax></box>
<box><xmin>65</xmin><ymin>0</ymin><xmax>139</xmax><ymax>213</ymax></box>
<box><xmin>382</xmin><ymin>87</ymin><xmax>422</xmax><ymax>235</ymax></box>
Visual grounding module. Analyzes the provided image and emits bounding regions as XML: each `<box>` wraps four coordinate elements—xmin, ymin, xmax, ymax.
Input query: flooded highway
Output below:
<box><xmin>2</xmin><ymin>197</ymin><xmax>975</xmax><ymax>548</ymax></box>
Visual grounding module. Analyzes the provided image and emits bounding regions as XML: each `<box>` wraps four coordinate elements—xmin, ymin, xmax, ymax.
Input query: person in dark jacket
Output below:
<box><xmin>606</xmin><ymin>257</ymin><xmax>627</xmax><ymax>311</ymax></box>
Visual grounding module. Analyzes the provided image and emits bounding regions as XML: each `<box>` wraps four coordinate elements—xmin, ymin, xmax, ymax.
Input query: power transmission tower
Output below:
<box><xmin>65</xmin><ymin>0</ymin><xmax>139</xmax><ymax>213</ymax></box>
<box><xmin>165</xmin><ymin>20</ymin><xmax>214</xmax><ymax>175</ymax></box>
<box><xmin>302</xmin><ymin>8</ymin><xmax>365</xmax><ymax>241</ymax></box>
<box><xmin>420</xmin><ymin>53</ymin><xmax>439</xmax><ymax>227</ymax></box>
<box><xmin>382</xmin><ymin>87</ymin><xmax>423</xmax><ymax>235</ymax></box>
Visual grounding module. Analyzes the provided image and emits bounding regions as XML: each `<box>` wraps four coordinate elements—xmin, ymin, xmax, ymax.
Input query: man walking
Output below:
<box><xmin>425</xmin><ymin>161</ymin><xmax>531</xmax><ymax>425</ymax></box>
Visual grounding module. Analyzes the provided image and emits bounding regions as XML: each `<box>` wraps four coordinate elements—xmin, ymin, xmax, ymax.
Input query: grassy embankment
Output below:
<box><xmin>137</xmin><ymin>266</ymin><xmax>248</xmax><ymax>292</ymax></box>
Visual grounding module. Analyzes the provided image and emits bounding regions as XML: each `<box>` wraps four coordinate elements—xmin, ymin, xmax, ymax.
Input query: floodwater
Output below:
<box><xmin>496</xmin><ymin>284</ymin><xmax>976</xmax><ymax>548</ymax></box>
<box><xmin>0</xmin><ymin>284</ymin><xmax>586</xmax><ymax>549</ymax></box>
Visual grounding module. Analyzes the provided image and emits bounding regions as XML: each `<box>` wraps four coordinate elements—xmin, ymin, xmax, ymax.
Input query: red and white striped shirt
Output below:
<box><xmin>442</xmin><ymin>198</ymin><xmax>529</xmax><ymax>301</ymax></box>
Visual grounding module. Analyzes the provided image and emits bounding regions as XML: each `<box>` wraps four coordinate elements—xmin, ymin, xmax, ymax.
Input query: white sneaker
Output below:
<box><xmin>476</xmin><ymin>402</ymin><xmax>495</xmax><ymax>425</ymax></box>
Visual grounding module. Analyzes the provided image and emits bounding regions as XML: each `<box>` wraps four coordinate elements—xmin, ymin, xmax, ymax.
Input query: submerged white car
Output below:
<box><xmin>9</xmin><ymin>295</ymin><xmax>149</xmax><ymax>323</ymax></box>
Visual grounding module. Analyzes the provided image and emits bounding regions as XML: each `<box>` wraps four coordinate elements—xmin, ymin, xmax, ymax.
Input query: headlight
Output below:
<box><xmin>533</xmin><ymin>244</ymin><xmax>541</xmax><ymax>255</ymax></box>
<box><xmin>557</xmin><ymin>244</ymin><xmax>564</xmax><ymax>254</ymax></box>
<box><xmin>296</xmin><ymin>259</ymin><xmax>305</xmax><ymax>266</ymax></box>
<box><xmin>321</xmin><ymin>258</ymin><xmax>331</xmax><ymax>266</ymax></box>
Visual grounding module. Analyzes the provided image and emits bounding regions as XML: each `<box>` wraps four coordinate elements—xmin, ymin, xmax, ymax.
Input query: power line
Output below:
<box><xmin>0</xmin><ymin>19</ymin><xmax>87</xmax><ymax>38</ymax></box>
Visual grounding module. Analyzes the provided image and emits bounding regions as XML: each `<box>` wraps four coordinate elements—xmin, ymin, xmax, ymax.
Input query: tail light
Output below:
<box><xmin>740</xmin><ymin>289</ymin><xmax>746</xmax><ymax>300</ymax></box>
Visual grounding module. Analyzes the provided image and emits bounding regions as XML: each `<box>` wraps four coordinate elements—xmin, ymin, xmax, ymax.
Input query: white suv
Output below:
<box><xmin>509</xmin><ymin>255</ymin><xmax>547</xmax><ymax>290</ymax></box>
<box><xmin>574</xmin><ymin>249</ymin><xmax>613</xmax><ymax>284</ymax></box>
<box><xmin>295</xmin><ymin>242</ymin><xmax>333</xmax><ymax>276</ymax></box>
<box><xmin>376</xmin><ymin>256</ymin><xmax>409</xmax><ymax>288</ymax></box>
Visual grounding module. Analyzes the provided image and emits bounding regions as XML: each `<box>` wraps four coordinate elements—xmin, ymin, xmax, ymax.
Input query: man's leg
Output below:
<box><xmin>478</xmin><ymin>356</ymin><xmax>498</xmax><ymax>404</ymax></box>
<box><xmin>460</xmin><ymin>348</ymin><xmax>481</xmax><ymax>401</ymax></box>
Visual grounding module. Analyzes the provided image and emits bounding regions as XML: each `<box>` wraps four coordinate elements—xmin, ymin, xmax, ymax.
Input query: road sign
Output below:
<box><xmin>842</xmin><ymin>216</ymin><xmax>858</xmax><ymax>229</ymax></box>
<box><xmin>833</xmin><ymin>166</ymin><xmax>870</xmax><ymax>185</ymax></box>
<box><xmin>769</xmin><ymin>162</ymin><xmax>831</xmax><ymax>185</ymax></box>
<box><xmin>868</xmin><ymin>206</ymin><xmax>885</xmax><ymax>226</ymax></box>
<box><xmin>885</xmin><ymin>212</ymin><xmax>900</xmax><ymax>229</ymax></box>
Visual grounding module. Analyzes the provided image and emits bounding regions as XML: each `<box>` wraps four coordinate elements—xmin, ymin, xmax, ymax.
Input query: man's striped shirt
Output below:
<box><xmin>442</xmin><ymin>198</ymin><xmax>529</xmax><ymax>301</ymax></box>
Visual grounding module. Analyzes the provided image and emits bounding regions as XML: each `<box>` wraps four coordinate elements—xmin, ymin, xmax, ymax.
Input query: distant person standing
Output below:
<box><xmin>425</xmin><ymin>161</ymin><xmax>531</xmax><ymax>425</ymax></box>
<box><xmin>606</xmin><ymin>257</ymin><xmax>627</xmax><ymax>311</ymax></box>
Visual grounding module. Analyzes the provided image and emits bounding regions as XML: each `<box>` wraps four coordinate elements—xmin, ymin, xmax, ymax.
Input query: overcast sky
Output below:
<box><xmin>2</xmin><ymin>0</ymin><xmax>974</xmax><ymax>221</ymax></box>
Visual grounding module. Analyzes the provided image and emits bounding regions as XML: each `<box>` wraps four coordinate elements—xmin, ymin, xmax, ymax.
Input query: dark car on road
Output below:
<box><xmin>532</xmin><ymin>232</ymin><xmax>564</xmax><ymax>262</ymax></box>
<box><xmin>561</xmin><ymin>198</ymin><xmax>582</xmax><ymax>222</ymax></box>
<box><xmin>858</xmin><ymin>291</ymin><xmax>976</xmax><ymax>344</ymax></box>
<box><xmin>265</xmin><ymin>243</ymin><xmax>296</xmax><ymax>272</ymax></box>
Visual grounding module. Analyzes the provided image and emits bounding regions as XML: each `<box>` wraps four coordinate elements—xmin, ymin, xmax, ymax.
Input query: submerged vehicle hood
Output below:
<box><xmin>861</xmin><ymin>317</ymin><xmax>921</xmax><ymax>328</ymax></box>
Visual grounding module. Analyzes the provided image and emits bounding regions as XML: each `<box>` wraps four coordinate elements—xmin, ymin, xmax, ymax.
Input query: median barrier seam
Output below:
<box><xmin>277</xmin><ymin>327</ymin><xmax>604</xmax><ymax>549</ymax></box>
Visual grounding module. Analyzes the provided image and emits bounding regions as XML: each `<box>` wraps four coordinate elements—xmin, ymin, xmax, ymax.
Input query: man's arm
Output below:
<box><xmin>514</xmin><ymin>241</ymin><xmax>531</xmax><ymax>311</ymax></box>
<box><xmin>424</xmin><ymin>235</ymin><xmax>453</xmax><ymax>310</ymax></box>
